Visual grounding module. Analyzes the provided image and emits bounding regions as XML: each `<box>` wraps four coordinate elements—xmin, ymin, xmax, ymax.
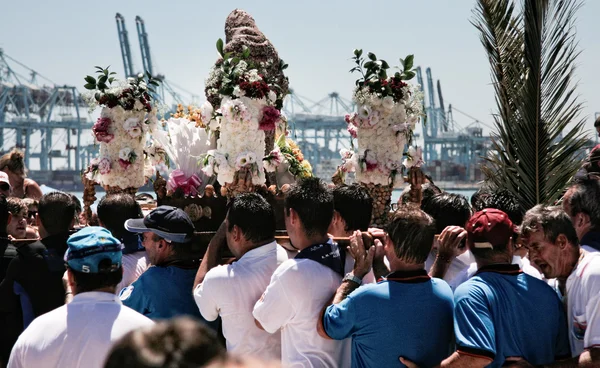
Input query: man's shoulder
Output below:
<box><xmin>454</xmin><ymin>276</ymin><xmax>491</xmax><ymax>300</ymax></box>
<box><xmin>118</xmin><ymin>304</ymin><xmax>155</xmax><ymax>326</ymax></box>
<box><xmin>204</xmin><ymin>264</ymin><xmax>233</xmax><ymax>283</ymax></box>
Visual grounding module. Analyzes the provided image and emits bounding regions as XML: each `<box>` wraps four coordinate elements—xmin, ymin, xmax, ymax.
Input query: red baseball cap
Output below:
<box><xmin>466</xmin><ymin>208</ymin><xmax>514</xmax><ymax>250</ymax></box>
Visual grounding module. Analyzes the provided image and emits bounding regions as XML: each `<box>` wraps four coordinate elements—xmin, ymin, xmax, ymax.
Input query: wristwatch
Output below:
<box><xmin>343</xmin><ymin>273</ymin><xmax>362</xmax><ymax>285</ymax></box>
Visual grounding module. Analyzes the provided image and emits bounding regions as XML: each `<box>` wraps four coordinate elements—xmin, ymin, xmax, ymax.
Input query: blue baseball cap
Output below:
<box><xmin>65</xmin><ymin>226</ymin><xmax>122</xmax><ymax>273</ymax></box>
<box><xmin>124</xmin><ymin>205</ymin><xmax>195</xmax><ymax>243</ymax></box>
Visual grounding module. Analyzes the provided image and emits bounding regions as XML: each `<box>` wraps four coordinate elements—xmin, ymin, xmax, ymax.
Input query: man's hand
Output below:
<box><xmin>348</xmin><ymin>230</ymin><xmax>375</xmax><ymax>279</ymax></box>
<box><xmin>399</xmin><ymin>357</ymin><xmax>420</xmax><ymax>368</ymax></box>
<box><xmin>437</xmin><ymin>226</ymin><xmax>468</xmax><ymax>259</ymax></box>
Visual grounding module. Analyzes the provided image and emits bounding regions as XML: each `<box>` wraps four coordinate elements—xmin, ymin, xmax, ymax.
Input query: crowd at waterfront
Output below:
<box><xmin>0</xmin><ymin>144</ymin><xmax>599</xmax><ymax>368</ymax></box>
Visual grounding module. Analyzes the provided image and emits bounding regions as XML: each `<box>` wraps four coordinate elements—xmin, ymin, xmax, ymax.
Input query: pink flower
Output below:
<box><xmin>259</xmin><ymin>106</ymin><xmax>280</xmax><ymax>131</ymax></box>
<box><xmin>98</xmin><ymin>158</ymin><xmax>111</xmax><ymax>175</ymax></box>
<box><xmin>93</xmin><ymin>117</ymin><xmax>114</xmax><ymax>143</ymax></box>
<box><xmin>118</xmin><ymin>159</ymin><xmax>131</xmax><ymax>170</ymax></box>
<box><xmin>366</xmin><ymin>162</ymin><xmax>378</xmax><ymax>171</ymax></box>
<box><xmin>347</xmin><ymin>124</ymin><xmax>358</xmax><ymax>138</ymax></box>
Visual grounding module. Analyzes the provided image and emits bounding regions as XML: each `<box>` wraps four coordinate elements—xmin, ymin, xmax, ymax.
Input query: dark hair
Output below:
<box><xmin>104</xmin><ymin>317</ymin><xmax>226</xmax><ymax>368</ymax></box>
<box><xmin>0</xmin><ymin>148</ymin><xmax>26</xmax><ymax>176</ymax></box>
<box><xmin>38</xmin><ymin>192</ymin><xmax>75</xmax><ymax>234</ymax></box>
<box><xmin>97</xmin><ymin>194</ymin><xmax>143</xmax><ymax>239</ymax></box>
<box><xmin>227</xmin><ymin>193</ymin><xmax>275</xmax><ymax>244</ymax></box>
<box><xmin>69</xmin><ymin>261</ymin><xmax>123</xmax><ymax>294</ymax></box>
<box><xmin>421</xmin><ymin>192</ymin><xmax>471</xmax><ymax>233</ymax></box>
<box><xmin>471</xmin><ymin>185</ymin><xmax>492</xmax><ymax>212</ymax></box>
<box><xmin>594</xmin><ymin>115</ymin><xmax>600</xmax><ymax>128</ymax></box>
<box><xmin>333</xmin><ymin>184</ymin><xmax>373</xmax><ymax>232</ymax></box>
<box><xmin>485</xmin><ymin>188</ymin><xmax>525</xmax><ymax>225</ymax></box>
<box><xmin>521</xmin><ymin>205</ymin><xmax>579</xmax><ymax>247</ymax></box>
<box><xmin>385</xmin><ymin>206</ymin><xmax>435</xmax><ymax>264</ymax></box>
<box><xmin>284</xmin><ymin>177</ymin><xmax>333</xmax><ymax>237</ymax></box>
<box><xmin>582</xmin><ymin>146</ymin><xmax>600</xmax><ymax>174</ymax></box>
<box><xmin>6</xmin><ymin>197</ymin><xmax>27</xmax><ymax>216</ymax></box>
<box><xmin>564</xmin><ymin>177</ymin><xmax>600</xmax><ymax>231</ymax></box>
<box><xmin>0</xmin><ymin>196</ymin><xmax>9</xmax><ymax>232</ymax></box>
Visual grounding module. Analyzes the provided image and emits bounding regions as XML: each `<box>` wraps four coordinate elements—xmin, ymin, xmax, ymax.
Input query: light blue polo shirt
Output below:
<box><xmin>323</xmin><ymin>269</ymin><xmax>454</xmax><ymax>368</ymax></box>
<box><xmin>454</xmin><ymin>264</ymin><xmax>570</xmax><ymax>367</ymax></box>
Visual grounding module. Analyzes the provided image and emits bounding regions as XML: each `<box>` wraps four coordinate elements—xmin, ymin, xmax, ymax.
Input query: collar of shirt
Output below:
<box><xmin>71</xmin><ymin>291</ymin><xmax>122</xmax><ymax>305</ymax></box>
<box><xmin>380</xmin><ymin>269</ymin><xmax>430</xmax><ymax>283</ymax></box>
<box><xmin>475</xmin><ymin>263</ymin><xmax>521</xmax><ymax>276</ymax></box>
<box><xmin>237</xmin><ymin>241</ymin><xmax>277</xmax><ymax>263</ymax></box>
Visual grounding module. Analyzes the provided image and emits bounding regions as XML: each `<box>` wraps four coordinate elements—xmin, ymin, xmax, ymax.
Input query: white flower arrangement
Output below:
<box><xmin>83</xmin><ymin>67</ymin><xmax>159</xmax><ymax>190</ymax></box>
<box><xmin>340</xmin><ymin>50</ymin><xmax>425</xmax><ymax>188</ymax></box>
<box><xmin>200</xmin><ymin>40</ymin><xmax>288</xmax><ymax>187</ymax></box>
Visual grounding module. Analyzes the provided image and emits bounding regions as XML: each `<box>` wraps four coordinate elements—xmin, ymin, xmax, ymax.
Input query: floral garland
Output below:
<box><xmin>201</xmin><ymin>40</ymin><xmax>288</xmax><ymax>186</ymax></box>
<box><xmin>264</xmin><ymin>133</ymin><xmax>313</xmax><ymax>179</ymax></box>
<box><xmin>339</xmin><ymin>50</ymin><xmax>425</xmax><ymax>187</ymax></box>
<box><xmin>83</xmin><ymin>67</ymin><xmax>160</xmax><ymax>190</ymax></box>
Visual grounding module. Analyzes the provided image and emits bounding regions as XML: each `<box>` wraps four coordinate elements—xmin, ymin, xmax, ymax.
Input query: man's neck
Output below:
<box><xmin>238</xmin><ymin>238</ymin><xmax>275</xmax><ymax>258</ymax></box>
<box><xmin>475</xmin><ymin>257</ymin><xmax>511</xmax><ymax>269</ymax></box>
<box><xmin>293</xmin><ymin>234</ymin><xmax>330</xmax><ymax>251</ymax></box>
<box><xmin>73</xmin><ymin>286</ymin><xmax>116</xmax><ymax>296</ymax></box>
<box><xmin>388</xmin><ymin>258</ymin><xmax>425</xmax><ymax>273</ymax></box>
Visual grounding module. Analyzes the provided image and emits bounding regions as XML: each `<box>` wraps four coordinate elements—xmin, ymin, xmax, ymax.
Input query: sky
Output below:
<box><xmin>1</xmin><ymin>0</ymin><xmax>599</xmax><ymax>159</ymax></box>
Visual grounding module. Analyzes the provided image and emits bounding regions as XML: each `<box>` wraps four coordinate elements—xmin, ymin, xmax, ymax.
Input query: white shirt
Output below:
<box><xmin>513</xmin><ymin>255</ymin><xmax>543</xmax><ymax>280</ymax></box>
<box><xmin>425</xmin><ymin>249</ymin><xmax>475</xmax><ymax>290</ymax></box>
<box><xmin>194</xmin><ymin>241</ymin><xmax>288</xmax><ymax>360</ymax></box>
<box><xmin>253</xmin><ymin>258</ymin><xmax>350</xmax><ymax>368</ymax></box>
<box><xmin>8</xmin><ymin>291</ymin><xmax>154</xmax><ymax>368</ymax></box>
<box><xmin>566</xmin><ymin>249</ymin><xmax>600</xmax><ymax>356</ymax></box>
<box><xmin>116</xmin><ymin>251</ymin><xmax>149</xmax><ymax>293</ymax></box>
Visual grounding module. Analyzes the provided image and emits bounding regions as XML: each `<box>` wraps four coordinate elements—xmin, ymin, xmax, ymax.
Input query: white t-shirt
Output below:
<box><xmin>425</xmin><ymin>249</ymin><xmax>475</xmax><ymax>290</ymax></box>
<box><xmin>253</xmin><ymin>258</ymin><xmax>350</xmax><ymax>368</ymax></box>
<box><xmin>8</xmin><ymin>291</ymin><xmax>154</xmax><ymax>368</ymax></box>
<box><xmin>194</xmin><ymin>241</ymin><xmax>288</xmax><ymax>361</ymax></box>
<box><xmin>116</xmin><ymin>251</ymin><xmax>149</xmax><ymax>293</ymax></box>
<box><xmin>513</xmin><ymin>255</ymin><xmax>543</xmax><ymax>280</ymax></box>
<box><xmin>566</xmin><ymin>249</ymin><xmax>600</xmax><ymax>356</ymax></box>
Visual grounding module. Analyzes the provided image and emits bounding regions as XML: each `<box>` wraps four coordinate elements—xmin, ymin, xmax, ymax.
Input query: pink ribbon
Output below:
<box><xmin>167</xmin><ymin>169</ymin><xmax>202</xmax><ymax>196</ymax></box>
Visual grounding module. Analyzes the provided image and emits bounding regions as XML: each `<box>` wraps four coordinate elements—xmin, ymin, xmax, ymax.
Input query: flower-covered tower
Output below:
<box><xmin>202</xmin><ymin>9</ymin><xmax>289</xmax><ymax>197</ymax></box>
<box><xmin>337</xmin><ymin>50</ymin><xmax>425</xmax><ymax>225</ymax></box>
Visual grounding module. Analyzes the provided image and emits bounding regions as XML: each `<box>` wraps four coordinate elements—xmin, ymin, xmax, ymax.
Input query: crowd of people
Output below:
<box><xmin>0</xmin><ymin>152</ymin><xmax>599</xmax><ymax>366</ymax></box>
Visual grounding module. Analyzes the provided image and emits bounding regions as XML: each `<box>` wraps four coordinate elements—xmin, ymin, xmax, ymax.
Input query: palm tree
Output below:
<box><xmin>472</xmin><ymin>0</ymin><xmax>588</xmax><ymax>210</ymax></box>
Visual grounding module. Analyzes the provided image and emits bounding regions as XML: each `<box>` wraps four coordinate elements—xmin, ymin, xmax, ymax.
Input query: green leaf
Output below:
<box><xmin>108</xmin><ymin>77</ymin><xmax>115</xmax><ymax>83</ymax></box>
<box><xmin>98</xmin><ymin>75</ymin><xmax>108</xmax><ymax>85</ymax></box>
<box><xmin>403</xmin><ymin>70</ymin><xmax>416</xmax><ymax>80</ymax></box>
<box><xmin>84</xmin><ymin>76</ymin><xmax>96</xmax><ymax>84</ymax></box>
<box><xmin>281</xmin><ymin>63</ymin><xmax>288</xmax><ymax>70</ymax></box>
<box><xmin>353</xmin><ymin>49</ymin><xmax>363</xmax><ymax>58</ymax></box>
<box><xmin>378</xmin><ymin>69</ymin><xmax>387</xmax><ymax>79</ymax></box>
<box><xmin>404</xmin><ymin>55</ymin><xmax>414</xmax><ymax>70</ymax></box>
<box><xmin>368</xmin><ymin>52</ymin><xmax>377</xmax><ymax>61</ymax></box>
<box><xmin>399</xmin><ymin>58</ymin><xmax>404</xmax><ymax>67</ymax></box>
<box><xmin>394</xmin><ymin>72</ymin><xmax>401</xmax><ymax>79</ymax></box>
<box><xmin>231</xmin><ymin>57</ymin><xmax>240</xmax><ymax>65</ymax></box>
<box><xmin>363</xmin><ymin>61</ymin><xmax>375</xmax><ymax>69</ymax></box>
<box><xmin>97</xmin><ymin>83</ymin><xmax>107</xmax><ymax>90</ymax></box>
<box><xmin>84</xmin><ymin>83</ymin><xmax>96</xmax><ymax>90</ymax></box>
<box><xmin>110</xmin><ymin>72</ymin><xmax>117</xmax><ymax>75</ymax></box>
<box><xmin>216</xmin><ymin>38</ymin><xmax>224</xmax><ymax>56</ymax></box>
<box><xmin>380</xmin><ymin>60</ymin><xmax>390</xmax><ymax>69</ymax></box>
<box><xmin>242</xmin><ymin>47</ymin><xmax>250</xmax><ymax>59</ymax></box>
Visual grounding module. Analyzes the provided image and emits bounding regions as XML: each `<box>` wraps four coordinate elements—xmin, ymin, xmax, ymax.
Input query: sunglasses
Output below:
<box><xmin>28</xmin><ymin>211</ymin><xmax>37</xmax><ymax>218</ymax></box>
<box><xmin>0</xmin><ymin>184</ymin><xmax>9</xmax><ymax>192</ymax></box>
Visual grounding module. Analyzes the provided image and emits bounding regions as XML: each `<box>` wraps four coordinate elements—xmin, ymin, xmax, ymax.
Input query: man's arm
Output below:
<box><xmin>193</xmin><ymin>221</ymin><xmax>227</xmax><ymax>291</ymax></box>
<box><xmin>502</xmin><ymin>348</ymin><xmax>600</xmax><ymax>367</ymax></box>
<box><xmin>429</xmin><ymin>226</ymin><xmax>467</xmax><ymax>279</ymax></box>
<box><xmin>317</xmin><ymin>230</ymin><xmax>373</xmax><ymax>339</ymax></box>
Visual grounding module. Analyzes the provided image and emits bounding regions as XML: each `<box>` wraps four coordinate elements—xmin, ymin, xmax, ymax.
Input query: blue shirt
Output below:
<box><xmin>323</xmin><ymin>270</ymin><xmax>454</xmax><ymax>368</ymax></box>
<box><xmin>454</xmin><ymin>264</ymin><xmax>570</xmax><ymax>367</ymax></box>
<box><xmin>120</xmin><ymin>265</ymin><xmax>206</xmax><ymax>322</ymax></box>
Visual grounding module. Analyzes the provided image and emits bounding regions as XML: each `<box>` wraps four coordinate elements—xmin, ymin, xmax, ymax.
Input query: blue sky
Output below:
<box><xmin>1</xmin><ymin>0</ymin><xmax>599</xmax><ymax>137</ymax></box>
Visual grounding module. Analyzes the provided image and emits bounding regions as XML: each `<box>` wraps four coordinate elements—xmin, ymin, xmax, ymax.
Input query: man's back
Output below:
<box><xmin>195</xmin><ymin>242</ymin><xmax>288</xmax><ymax>360</ymax></box>
<box><xmin>121</xmin><ymin>265</ymin><xmax>203</xmax><ymax>320</ymax></box>
<box><xmin>454</xmin><ymin>265</ymin><xmax>570</xmax><ymax>367</ymax></box>
<box><xmin>324</xmin><ymin>272</ymin><xmax>454</xmax><ymax>368</ymax></box>
<box><xmin>116</xmin><ymin>251</ymin><xmax>148</xmax><ymax>293</ymax></box>
<box><xmin>253</xmin><ymin>258</ymin><xmax>349</xmax><ymax>367</ymax></box>
<box><xmin>8</xmin><ymin>292</ymin><xmax>154</xmax><ymax>368</ymax></box>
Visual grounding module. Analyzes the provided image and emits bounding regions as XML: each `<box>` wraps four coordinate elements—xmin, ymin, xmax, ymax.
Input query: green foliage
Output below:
<box><xmin>473</xmin><ymin>0</ymin><xmax>588</xmax><ymax>209</ymax></box>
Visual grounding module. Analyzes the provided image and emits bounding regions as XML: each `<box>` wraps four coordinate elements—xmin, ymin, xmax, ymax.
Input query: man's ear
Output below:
<box><xmin>7</xmin><ymin>213</ymin><xmax>12</xmax><ymax>226</ymax></box>
<box><xmin>556</xmin><ymin>234</ymin><xmax>569</xmax><ymax>250</ymax></box>
<box><xmin>579</xmin><ymin>212</ymin><xmax>591</xmax><ymax>228</ymax></box>
<box><xmin>232</xmin><ymin>224</ymin><xmax>243</xmax><ymax>242</ymax></box>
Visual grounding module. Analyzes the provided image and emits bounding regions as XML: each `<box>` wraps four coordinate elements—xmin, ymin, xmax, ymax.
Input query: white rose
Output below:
<box><xmin>357</xmin><ymin>105</ymin><xmax>371</xmax><ymax>119</ymax></box>
<box><xmin>370</xmin><ymin>96</ymin><xmax>382</xmax><ymax>107</ymax></box>
<box><xmin>119</xmin><ymin>147</ymin><xmax>132</xmax><ymax>161</ymax></box>
<box><xmin>408</xmin><ymin>115</ymin><xmax>419</xmax><ymax>130</ymax></box>
<box><xmin>382</xmin><ymin>96</ymin><xmax>395</xmax><ymax>111</ymax></box>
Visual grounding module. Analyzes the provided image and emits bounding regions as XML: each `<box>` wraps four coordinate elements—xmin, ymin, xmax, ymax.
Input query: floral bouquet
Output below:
<box><xmin>337</xmin><ymin>50</ymin><xmax>425</xmax><ymax>225</ymax></box>
<box><xmin>83</xmin><ymin>67</ymin><xmax>160</xmax><ymax>193</ymax></box>
<box><xmin>152</xmin><ymin>105</ymin><xmax>214</xmax><ymax>197</ymax></box>
<box><xmin>201</xmin><ymin>39</ymin><xmax>288</xmax><ymax>195</ymax></box>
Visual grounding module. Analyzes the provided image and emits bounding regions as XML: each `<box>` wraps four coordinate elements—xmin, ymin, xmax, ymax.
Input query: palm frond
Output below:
<box><xmin>474</xmin><ymin>0</ymin><xmax>588</xmax><ymax>210</ymax></box>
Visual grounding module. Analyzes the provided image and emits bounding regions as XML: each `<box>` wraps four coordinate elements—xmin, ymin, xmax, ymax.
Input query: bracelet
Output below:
<box><xmin>343</xmin><ymin>273</ymin><xmax>363</xmax><ymax>285</ymax></box>
<box><xmin>436</xmin><ymin>253</ymin><xmax>453</xmax><ymax>264</ymax></box>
